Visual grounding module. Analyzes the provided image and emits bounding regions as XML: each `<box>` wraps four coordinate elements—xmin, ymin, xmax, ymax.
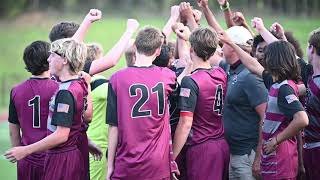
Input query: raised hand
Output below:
<box><xmin>172</xmin><ymin>22</ymin><xmax>185</xmax><ymax>32</ymax></box>
<box><xmin>171</xmin><ymin>5</ymin><xmax>180</xmax><ymax>20</ymax></box>
<box><xmin>85</xmin><ymin>9</ymin><xmax>102</xmax><ymax>23</ymax></box>
<box><xmin>217</xmin><ymin>0</ymin><xmax>227</xmax><ymax>6</ymax></box>
<box><xmin>174</xmin><ymin>25</ymin><xmax>192</xmax><ymax>41</ymax></box>
<box><xmin>217</xmin><ymin>31</ymin><xmax>233</xmax><ymax>45</ymax></box>
<box><xmin>232</xmin><ymin>12</ymin><xmax>246</xmax><ymax>26</ymax></box>
<box><xmin>251</xmin><ymin>17</ymin><xmax>266</xmax><ymax>32</ymax></box>
<box><xmin>270</xmin><ymin>22</ymin><xmax>285</xmax><ymax>39</ymax></box>
<box><xmin>126</xmin><ymin>19</ymin><xmax>140</xmax><ymax>33</ymax></box>
<box><xmin>179</xmin><ymin>2</ymin><xmax>194</xmax><ymax>24</ymax></box>
<box><xmin>197</xmin><ymin>0</ymin><xmax>209</xmax><ymax>9</ymax></box>
<box><xmin>193</xmin><ymin>9</ymin><xmax>202</xmax><ymax>24</ymax></box>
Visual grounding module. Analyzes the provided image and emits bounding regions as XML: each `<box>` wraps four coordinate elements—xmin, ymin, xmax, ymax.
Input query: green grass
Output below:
<box><xmin>0</xmin><ymin>122</ymin><xmax>16</xmax><ymax>180</ymax></box>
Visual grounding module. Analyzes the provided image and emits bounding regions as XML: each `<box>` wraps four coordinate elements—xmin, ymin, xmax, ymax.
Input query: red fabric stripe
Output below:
<box><xmin>180</xmin><ymin>111</ymin><xmax>193</xmax><ymax>117</ymax></box>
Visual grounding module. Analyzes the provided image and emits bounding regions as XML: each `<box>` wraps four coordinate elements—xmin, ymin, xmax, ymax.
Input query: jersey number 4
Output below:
<box><xmin>129</xmin><ymin>82</ymin><xmax>165</xmax><ymax>118</ymax></box>
<box><xmin>28</xmin><ymin>95</ymin><xmax>41</xmax><ymax>128</ymax></box>
<box><xmin>213</xmin><ymin>84</ymin><xmax>223</xmax><ymax>115</ymax></box>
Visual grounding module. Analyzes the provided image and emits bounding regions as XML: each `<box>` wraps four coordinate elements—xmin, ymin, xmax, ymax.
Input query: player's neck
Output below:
<box><xmin>134</xmin><ymin>53</ymin><xmax>154</xmax><ymax>67</ymax></box>
<box><xmin>31</xmin><ymin>71</ymin><xmax>50</xmax><ymax>78</ymax></box>
<box><xmin>312</xmin><ymin>56</ymin><xmax>320</xmax><ymax>76</ymax></box>
<box><xmin>192</xmin><ymin>56</ymin><xmax>211</xmax><ymax>70</ymax></box>
<box><xmin>58</xmin><ymin>72</ymin><xmax>78</xmax><ymax>82</ymax></box>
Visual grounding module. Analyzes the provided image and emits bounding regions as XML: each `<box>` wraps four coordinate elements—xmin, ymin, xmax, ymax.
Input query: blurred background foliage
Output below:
<box><xmin>1</xmin><ymin>0</ymin><xmax>320</xmax><ymax>18</ymax></box>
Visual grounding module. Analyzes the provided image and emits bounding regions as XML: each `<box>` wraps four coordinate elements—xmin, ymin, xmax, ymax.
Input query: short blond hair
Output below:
<box><xmin>86</xmin><ymin>43</ymin><xmax>103</xmax><ymax>63</ymax></box>
<box><xmin>50</xmin><ymin>38</ymin><xmax>87</xmax><ymax>73</ymax></box>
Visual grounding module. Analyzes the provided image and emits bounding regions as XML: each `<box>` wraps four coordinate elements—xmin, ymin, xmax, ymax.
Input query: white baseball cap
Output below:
<box><xmin>226</xmin><ymin>26</ymin><xmax>253</xmax><ymax>47</ymax></box>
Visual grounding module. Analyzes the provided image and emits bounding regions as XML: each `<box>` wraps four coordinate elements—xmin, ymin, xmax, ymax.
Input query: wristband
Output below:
<box><xmin>220</xmin><ymin>1</ymin><xmax>230</xmax><ymax>11</ymax></box>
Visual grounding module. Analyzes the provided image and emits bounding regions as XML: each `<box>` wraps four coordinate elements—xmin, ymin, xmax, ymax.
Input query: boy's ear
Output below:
<box><xmin>311</xmin><ymin>45</ymin><xmax>315</xmax><ymax>54</ymax></box>
<box><xmin>155</xmin><ymin>47</ymin><xmax>161</xmax><ymax>57</ymax></box>
<box><xmin>62</xmin><ymin>58</ymin><xmax>68</xmax><ymax>65</ymax></box>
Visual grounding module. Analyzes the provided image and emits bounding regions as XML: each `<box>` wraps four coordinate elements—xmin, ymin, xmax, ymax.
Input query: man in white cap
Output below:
<box><xmin>222</xmin><ymin>26</ymin><xmax>268</xmax><ymax>180</ymax></box>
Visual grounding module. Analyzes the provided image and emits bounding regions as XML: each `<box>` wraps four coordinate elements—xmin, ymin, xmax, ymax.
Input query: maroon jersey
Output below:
<box><xmin>106</xmin><ymin>65</ymin><xmax>176</xmax><ymax>179</ymax></box>
<box><xmin>179</xmin><ymin>67</ymin><xmax>227</xmax><ymax>145</ymax></box>
<box><xmin>8</xmin><ymin>77</ymin><xmax>58</xmax><ymax>166</ymax></box>
<box><xmin>47</xmin><ymin>78</ymin><xmax>88</xmax><ymax>150</ymax></box>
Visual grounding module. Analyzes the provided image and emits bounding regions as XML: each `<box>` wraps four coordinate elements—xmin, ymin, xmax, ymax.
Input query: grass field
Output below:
<box><xmin>0</xmin><ymin>13</ymin><xmax>319</xmax><ymax>178</ymax></box>
<box><xmin>0</xmin><ymin>122</ymin><xmax>16</xmax><ymax>179</ymax></box>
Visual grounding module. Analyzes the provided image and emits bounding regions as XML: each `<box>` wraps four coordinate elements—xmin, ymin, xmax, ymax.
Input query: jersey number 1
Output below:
<box><xmin>28</xmin><ymin>95</ymin><xmax>40</xmax><ymax>128</ymax></box>
<box><xmin>130</xmin><ymin>83</ymin><xmax>165</xmax><ymax>118</ymax></box>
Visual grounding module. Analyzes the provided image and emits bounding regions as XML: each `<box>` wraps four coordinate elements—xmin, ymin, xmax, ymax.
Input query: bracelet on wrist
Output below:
<box><xmin>220</xmin><ymin>1</ymin><xmax>230</xmax><ymax>11</ymax></box>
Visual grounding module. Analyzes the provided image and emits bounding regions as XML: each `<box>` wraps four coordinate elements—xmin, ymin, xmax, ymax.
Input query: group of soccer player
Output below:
<box><xmin>3</xmin><ymin>0</ymin><xmax>320</xmax><ymax>180</ymax></box>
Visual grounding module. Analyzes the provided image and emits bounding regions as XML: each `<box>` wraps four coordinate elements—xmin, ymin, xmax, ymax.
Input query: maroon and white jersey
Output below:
<box><xmin>106</xmin><ymin>65</ymin><xmax>176</xmax><ymax>179</ymax></box>
<box><xmin>261</xmin><ymin>73</ymin><xmax>304</xmax><ymax>179</ymax></box>
<box><xmin>8</xmin><ymin>77</ymin><xmax>58</xmax><ymax>166</ymax></box>
<box><xmin>304</xmin><ymin>75</ymin><xmax>320</xmax><ymax>145</ymax></box>
<box><xmin>47</xmin><ymin>78</ymin><xmax>88</xmax><ymax>150</ymax></box>
<box><xmin>178</xmin><ymin>67</ymin><xmax>227</xmax><ymax>145</ymax></box>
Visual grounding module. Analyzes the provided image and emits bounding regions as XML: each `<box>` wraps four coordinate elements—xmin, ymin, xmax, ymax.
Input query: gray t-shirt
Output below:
<box><xmin>223</xmin><ymin>63</ymin><xmax>268</xmax><ymax>155</ymax></box>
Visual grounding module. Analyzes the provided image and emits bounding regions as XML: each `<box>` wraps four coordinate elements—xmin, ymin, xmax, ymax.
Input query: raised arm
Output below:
<box><xmin>179</xmin><ymin>2</ymin><xmax>198</xmax><ymax>31</ymax></box>
<box><xmin>162</xmin><ymin>5</ymin><xmax>180</xmax><ymax>39</ymax></box>
<box><xmin>270</xmin><ymin>22</ymin><xmax>287</xmax><ymax>41</ymax></box>
<box><xmin>89</xmin><ymin>19</ymin><xmax>139</xmax><ymax>75</ymax></box>
<box><xmin>72</xmin><ymin>9</ymin><xmax>102</xmax><ymax>42</ymax></box>
<box><xmin>217</xmin><ymin>0</ymin><xmax>234</xmax><ymax>28</ymax></box>
<box><xmin>218</xmin><ymin>31</ymin><xmax>264</xmax><ymax>77</ymax></box>
<box><xmin>198</xmin><ymin>0</ymin><xmax>224</xmax><ymax>33</ymax></box>
<box><xmin>252</xmin><ymin>17</ymin><xmax>278</xmax><ymax>44</ymax></box>
<box><xmin>174</xmin><ymin>24</ymin><xmax>193</xmax><ymax>84</ymax></box>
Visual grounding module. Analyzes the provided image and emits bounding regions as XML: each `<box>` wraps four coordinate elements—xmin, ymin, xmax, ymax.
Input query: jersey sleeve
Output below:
<box><xmin>8</xmin><ymin>90</ymin><xmax>19</xmax><ymax>124</ymax></box>
<box><xmin>262</xmin><ymin>70</ymin><xmax>274</xmax><ymax>90</ymax></box>
<box><xmin>178</xmin><ymin>76</ymin><xmax>199</xmax><ymax>113</ymax></box>
<box><xmin>278</xmin><ymin>84</ymin><xmax>305</xmax><ymax>120</ymax></box>
<box><xmin>243</xmin><ymin>73</ymin><xmax>268</xmax><ymax>108</ymax></box>
<box><xmin>51</xmin><ymin>90</ymin><xmax>75</xmax><ymax>127</ymax></box>
<box><xmin>106</xmin><ymin>83</ymin><xmax>118</xmax><ymax>126</ymax></box>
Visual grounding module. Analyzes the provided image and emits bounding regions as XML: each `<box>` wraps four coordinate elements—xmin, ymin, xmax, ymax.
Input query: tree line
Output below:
<box><xmin>1</xmin><ymin>0</ymin><xmax>319</xmax><ymax>18</ymax></box>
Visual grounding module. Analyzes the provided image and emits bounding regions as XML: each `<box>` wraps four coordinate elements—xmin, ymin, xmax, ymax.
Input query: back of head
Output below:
<box><xmin>135</xmin><ymin>27</ymin><xmax>163</xmax><ymax>56</ymax></box>
<box><xmin>23</xmin><ymin>40</ymin><xmax>50</xmax><ymax>75</ymax></box>
<box><xmin>49</xmin><ymin>22</ymin><xmax>80</xmax><ymax>42</ymax></box>
<box><xmin>309</xmin><ymin>28</ymin><xmax>320</xmax><ymax>56</ymax></box>
<box><xmin>86</xmin><ymin>43</ymin><xmax>104</xmax><ymax>63</ymax></box>
<box><xmin>265</xmin><ymin>41</ymin><xmax>301</xmax><ymax>82</ymax></box>
<box><xmin>50</xmin><ymin>38</ymin><xmax>87</xmax><ymax>74</ymax></box>
<box><xmin>153</xmin><ymin>45</ymin><xmax>173</xmax><ymax>67</ymax></box>
<box><xmin>253</xmin><ymin>35</ymin><xmax>265</xmax><ymax>50</ymax></box>
<box><xmin>125</xmin><ymin>46</ymin><xmax>136</xmax><ymax>66</ymax></box>
<box><xmin>189</xmin><ymin>27</ymin><xmax>219</xmax><ymax>61</ymax></box>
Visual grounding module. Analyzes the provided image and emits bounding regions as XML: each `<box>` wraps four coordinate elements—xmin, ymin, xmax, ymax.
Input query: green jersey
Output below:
<box><xmin>87</xmin><ymin>75</ymin><xmax>109</xmax><ymax>148</ymax></box>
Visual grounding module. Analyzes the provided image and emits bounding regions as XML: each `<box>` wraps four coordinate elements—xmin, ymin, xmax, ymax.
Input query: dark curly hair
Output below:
<box><xmin>23</xmin><ymin>41</ymin><xmax>50</xmax><ymax>75</ymax></box>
